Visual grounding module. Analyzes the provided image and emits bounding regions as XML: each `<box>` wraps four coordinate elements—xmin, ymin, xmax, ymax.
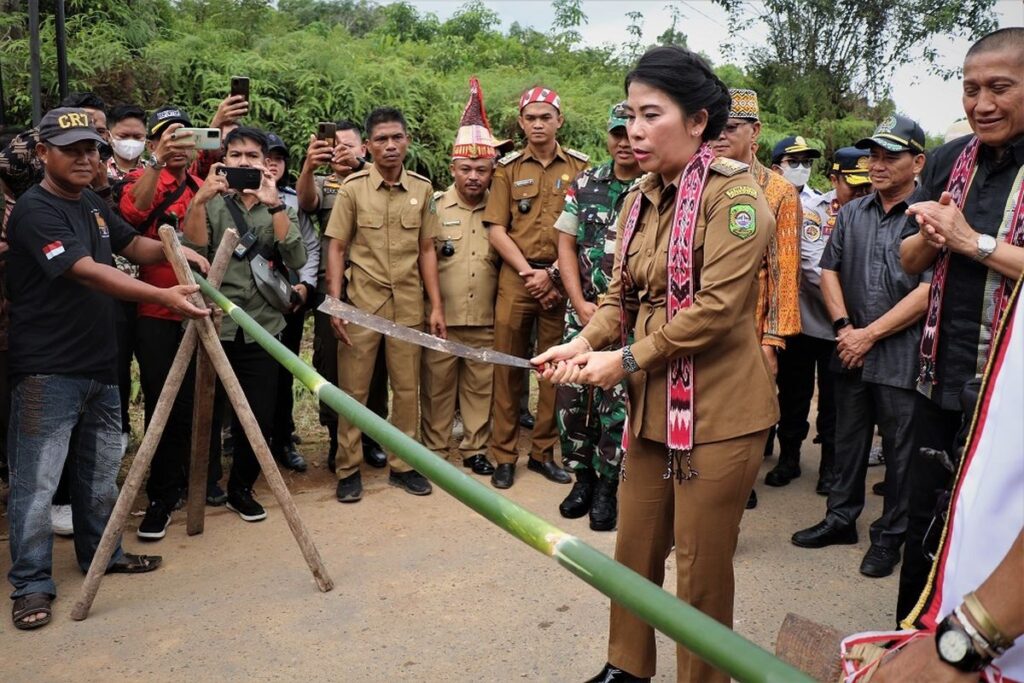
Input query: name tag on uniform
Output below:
<box><xmin>442</xmin><ymin>220</ymin><xmax>461</xmax><ymax>226</ymax></box>
<box><xmin>514</xmin><ymin>179</ymin><xmax>535</xmax><ymax>187</ymax></box>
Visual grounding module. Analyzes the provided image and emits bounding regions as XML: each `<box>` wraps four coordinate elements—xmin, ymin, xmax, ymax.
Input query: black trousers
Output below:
<box><xmin>271</xmin><ymin>310</ymin><xmax>305</xmax><ymax>451</ymax></box>
<box><xmin>896</xmin><ymin>394</ymin><xmax>960</xmax><ymax>623</ymax></box>
<box><xmin>115</xmin><ymin>300</ymin><xmax>136</xmax><ymax>434</ymax></box>
<box><xmin>137</xmin><ymin>317</ymin><xmax>203</xmax><ymax>506</ymax></box>
<box><xmin>825</xmin><ymin>374</ymin><xmax>917</xmax><ymax>549</ymax></box>
<box><xmin>776</xmin><ymin>334</ymin><xmax>836</xmax><ymax>460</ymax></box>
<box><xmin>211</xmin><ymin>330</ymin><xmax>279</xmax><ymax>494</ymax></box>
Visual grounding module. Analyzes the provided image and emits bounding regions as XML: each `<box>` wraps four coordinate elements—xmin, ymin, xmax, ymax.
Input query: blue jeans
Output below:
<box><xmin>7</xmin><ymin>374</ymin><xmax>125</xmax><ymax>599</ymax></box>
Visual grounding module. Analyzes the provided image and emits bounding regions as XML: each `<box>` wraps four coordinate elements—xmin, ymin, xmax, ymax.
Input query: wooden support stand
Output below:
<box><xmin>71</xmin><ymin>228</ymin><xmax>333</xmax><ymax>622</ymax></box>
<box><xmin>774</xmin><ymin>612</ymin><xmax>844</xmax><ymax>682</ymax></box>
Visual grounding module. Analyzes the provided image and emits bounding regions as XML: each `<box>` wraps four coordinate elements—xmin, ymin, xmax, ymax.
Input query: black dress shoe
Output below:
<box><xmin>491</xmin><ymin>463</ymin><xmax>515</xmax><ymax>489</ymax></box>
<box><xmin>527</xmin><ymin>458</ymin><xmax>572</xmax><ymax>484</ymax></box>
<box><xmin>276</xmin><ymin>443</ymin><xmax>307</xmax><ymax>472</ymax></box>
<box><xmin>764</xmin><ymin>460</ymin><xmax>800</xmax><ymax>487</ymax></box>
<box><xmin>746</xmin><ymin>489</ymin><xmax>758</xmax><ymax>509</ymax></box>
<box><xmin>363</xmin><ymin>443</ymin><xmax>387</xmax><ymax>469</ymax></box>
<box><xmin>559</xmin><ymin>469</ymin><xmax>595</xmax><ymax>519</ymax></box>
<box><xmin>791</xmin><ymin>519</ymin><xmax>858</xmax><ymax>548</ymax></box>
<box><xmin>389</xmin><ymin>469</ymin><xmax>432</xmax><ymax>496</ymax></box>
<box><xmin>584</xmin><ymin>662</ymin><xmax>651</xmax><ymax>682</ymax></box>
<box><xmin>860</xmin><ymin>544</ymin><xmax>901</xmax><ymax>578</ymax></box>
<box><xmin>519</xmin><ymin>410</ymin><xmax>535</xmax><ymax>430</ymax></box>
<box><xmin>462</xmin><ymin>454</ymin><xmax>495</xmax><ymax>476</ymax></box>
<box><xmin>336</xmin><ymin>472</ymin><xmax>363</xmax><ymax>503</ymax></box>
<box><xmin>589</xmin><ymin>476</ymin><xmax>618</xmax><ymax>532</ymax></box>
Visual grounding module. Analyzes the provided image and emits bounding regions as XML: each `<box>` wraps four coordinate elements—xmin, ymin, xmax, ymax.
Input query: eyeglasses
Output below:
<box><xmin>723</xmin><ymin>122</ymin><xmax>751</xmax><ymax>136</ymax></box>
<box><xmin>782</xmin><ymin>159</ymin><xmax>814</xmax><ymax>168</ymax></box>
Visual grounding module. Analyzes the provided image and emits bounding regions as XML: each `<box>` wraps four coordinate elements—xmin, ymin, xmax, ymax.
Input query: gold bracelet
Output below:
<box><xmin>963</xmin><ymin>592</ymin><xmax>1014</xmax><ymax>652</ymax></box>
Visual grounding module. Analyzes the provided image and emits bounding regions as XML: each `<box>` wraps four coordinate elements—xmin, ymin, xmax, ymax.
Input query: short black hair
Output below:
<box><xmin>224</xmin><ymin>126</ymin><xmax>268</xmax><ymax>154</ymax></box>
<box><xmin>60</xmin><ymin>91</ymin><xmax>106</xmax><ymax>113</ymax></box>
<box><xmin>624</xmin><ymin>46</ymin><xmax>731</xmax><ymax>142</ymax></box>
<box><xmin>107</xmin><ymin>104</ymin><xmax>146</xmax><ymax>127</ymax></box>
<box><xmin>966</xmin><ymin>27</ymin><xmax>1024</xmax><ymax>62</ymax></box>
<box><xmin>364</xmin><ymin>107</ymin><xmax>407</xmax><ymax>138</ymax></box>
<box><xmin>335</xmin><ymin>119</ymin><xmax>363</xmax><ymax>138</ymax></box>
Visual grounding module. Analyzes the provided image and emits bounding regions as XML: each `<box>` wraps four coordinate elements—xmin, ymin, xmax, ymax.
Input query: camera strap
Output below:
<box><xmin>140</xmin><ymin>175</ymin><xmax>200</xmax><ymax>235</ymax></box>
<box><xmin>222</xmin><ymin>196</ymin><xmax>293</xmax><ymax>313</ymax></box>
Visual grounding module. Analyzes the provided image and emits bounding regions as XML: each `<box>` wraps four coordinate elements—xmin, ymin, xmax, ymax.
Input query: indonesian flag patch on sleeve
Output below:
<box><xmin>43</xmin><ymin>240</ymin><xmax>66</xmax><ymax>260</ymax></box>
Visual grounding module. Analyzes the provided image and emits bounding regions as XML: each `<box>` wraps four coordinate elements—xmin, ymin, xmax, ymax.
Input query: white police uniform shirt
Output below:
<box><xmin>799</xmin><ymin>188</ymin><xmax>834</xmax><ymax>340</ymax></box>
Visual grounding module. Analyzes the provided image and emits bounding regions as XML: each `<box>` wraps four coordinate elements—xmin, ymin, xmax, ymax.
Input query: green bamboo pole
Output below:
<box><xmin>195</xmin><ymin>273</ymin><xmax>814</xmax><ymax>683</ymax></box>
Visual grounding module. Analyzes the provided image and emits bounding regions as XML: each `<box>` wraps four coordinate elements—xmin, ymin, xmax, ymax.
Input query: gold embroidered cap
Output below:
<box><xmin>728</xmin><ymin>89</ymin><xmax>760</xmax><ymax>122</ymax></box>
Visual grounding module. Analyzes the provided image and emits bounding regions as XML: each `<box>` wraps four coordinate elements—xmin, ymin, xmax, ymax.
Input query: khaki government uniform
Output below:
<box><xmin>482</xmin><ymin>143</ymin><xmax>589</xmax><ymax>465</ymax></box>
<box><xmin>324</xmin><ymin>165</ymin><xmax>438</xmax><ymax>478</ymax></box>
<box><xmin>579</xmin><ymin>163</ymin><xmax>780</xmax><ymax>682</ymax></box>
<box><xmin>420</xmin><ymin>186</ymin><xmax>499</xmax><ymax>458</ymax></box>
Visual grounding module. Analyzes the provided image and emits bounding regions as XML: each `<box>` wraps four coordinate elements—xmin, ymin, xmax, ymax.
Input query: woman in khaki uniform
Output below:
<box><xmin>535</xmin><ymin>46</ymin><xmax>779</xmax><ymax>683</ymax></box>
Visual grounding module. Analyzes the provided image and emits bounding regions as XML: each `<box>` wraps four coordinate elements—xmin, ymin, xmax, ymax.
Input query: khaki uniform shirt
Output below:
<box><xmin>482</xmin><ymin>144</ymin><xmax>589</xmax><ymax>264</ymax></box>
<box><xmin>432</xmin><ymin>186</ymin><xmax>498</xmax><ymax>327</ymax></box>
<box><xmin>581</xmin><ymin>163</ymin><xmax>780</xmax><ymax>445</ymax></box>
<box><xmin>324</xmin><ymin>165</ymin><xmax>438</xmax><ymax>326</ymax></box>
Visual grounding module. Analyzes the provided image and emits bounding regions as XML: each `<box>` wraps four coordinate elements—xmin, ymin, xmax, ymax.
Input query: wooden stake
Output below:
<box><xmin>159</xmin><ymin>227</ymin><xmax>333</xmax><ymax>593</ymax></box>
<box><xmin>184</xmin><ymin>232</ymin><xmax>238</xmax><ymax>535</ymax></box>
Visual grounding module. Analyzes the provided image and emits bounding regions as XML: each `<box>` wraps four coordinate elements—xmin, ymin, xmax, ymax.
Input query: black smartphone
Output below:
<box><xmin>217</xmin><ymin>166</ymin><xmax>262</xmax><ymax>190</ymax></box>
<box><xmin>230</xmin><ymin>75</ymin><xmax>250</xmax><ymax>101</ymax></box>
<box><xmin>317</xmin><ymin>121</ymin><xmax>336</xmax><ymax>144</ymax></box>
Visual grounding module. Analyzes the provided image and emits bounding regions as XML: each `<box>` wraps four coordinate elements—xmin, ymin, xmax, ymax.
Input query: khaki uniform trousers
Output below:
<box><xmin>489</xmin><ymin>265</ymin><xmax>565</xmax><ymax>465</ymax></box>
<box><xmin>420</xmin><ymin>325</ymin><xmax>494</xmax><ymax>457</ymax></box>
<box><xmin>335</xmin><ymin>297</ymin><xmax>419</xmax><ymax>478</ymax></box>
<box><xmin>608</xmin><ymin>429</ymin><xmax>767</xmax><ymax>682</ymax></box>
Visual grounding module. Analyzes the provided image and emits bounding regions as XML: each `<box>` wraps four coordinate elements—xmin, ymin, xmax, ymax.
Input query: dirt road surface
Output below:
<box><xmin>0</xmin><ymin>438</ymin><xmax>894</xmax><ymax>682</ymax></box>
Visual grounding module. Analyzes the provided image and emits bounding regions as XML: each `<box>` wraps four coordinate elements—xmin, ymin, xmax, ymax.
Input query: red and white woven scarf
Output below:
<box><xmin>619</xmin><ymin>142</ymin><xmax>716</xmax><ymax>480</ymax></box>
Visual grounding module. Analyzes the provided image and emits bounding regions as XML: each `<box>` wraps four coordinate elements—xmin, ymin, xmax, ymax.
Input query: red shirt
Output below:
<box><xmin>119</xmin><ymin>167</ymin><xmax>202</xmax><ymax>320</ymax></box>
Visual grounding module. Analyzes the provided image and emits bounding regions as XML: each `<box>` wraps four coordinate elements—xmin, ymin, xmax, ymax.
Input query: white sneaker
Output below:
<box><xmin>867</xmin><ymin>445</ymin><xmax>884</xmax><ymax>467</ymax></box>
<box><xmin>51</xmin><ymin>505</ymin><xmax>74</xmax><ymax>536</ymax></box>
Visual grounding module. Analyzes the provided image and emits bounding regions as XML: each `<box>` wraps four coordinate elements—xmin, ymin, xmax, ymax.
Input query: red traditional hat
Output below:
<box><xmin>452</xmin><ymin>77</ymin><xmax>498</xmax><ymax>159</ymax></box>
<box><xmin>519</xmin><ymin>86</ymin><xmax>561</xmax><ymax>112</ymax></box>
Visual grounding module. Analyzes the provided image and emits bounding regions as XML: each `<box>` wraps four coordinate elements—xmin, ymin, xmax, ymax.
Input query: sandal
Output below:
<box><xmin>106</xmin><ymin>553</ymin><xmax>163</xmax><ymax>574</ymax></box>
<box><xmin>12</xmin><ymin>592</ymin><xmax>53</xmax><ymax>630</ymax></box>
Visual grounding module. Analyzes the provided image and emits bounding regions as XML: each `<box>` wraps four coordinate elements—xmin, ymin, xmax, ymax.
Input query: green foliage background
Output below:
<box><xmin>2</xmin><ymin>0</ymin><xmax>896</xmax><ymax>189</ymax></box>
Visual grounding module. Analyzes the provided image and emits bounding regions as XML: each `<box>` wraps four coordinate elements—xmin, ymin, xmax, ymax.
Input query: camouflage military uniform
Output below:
<box><xmin>553</xmin><ymin>162</ymin><xmax>631</xmax><ymax>479</ymax></box>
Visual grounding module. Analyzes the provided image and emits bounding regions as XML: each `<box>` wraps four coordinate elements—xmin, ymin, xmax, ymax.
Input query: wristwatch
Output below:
<box><xmin>975</xmin><ymin>233</ymin><xmax>997</xmax><ymax>261</ymax></box>
<box><xmin>935</xmin><ymin>613</ymin><xmax>991</xmax><ymax>673</ymax></box>
<box><xmin>832</xmin><ymin>316</ymin><xmax>852</xmax><ymax>333</ymax></box>
<box><xmin>145</xmin><ymin>154</ymin><xmax>165</xmax><ymax>170</ymax></box>
<box><xmin>621</xmin><ymin>346</ymin><xmax>641</xmax><ymax>374</ymax></box>
<box><xmin>267</xmin><ymin>203</ymin><xmax>286</xmax><ymax>215</ymax></box>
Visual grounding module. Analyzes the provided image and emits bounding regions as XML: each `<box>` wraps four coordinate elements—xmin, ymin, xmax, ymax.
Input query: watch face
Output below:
<box><xmin>938</xmin><ymin>629</ymin><xmax>970</xmax><ymax>662</ymax></box>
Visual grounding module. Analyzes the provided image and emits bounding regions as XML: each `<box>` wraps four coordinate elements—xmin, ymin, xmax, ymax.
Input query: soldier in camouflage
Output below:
<box><xmin>553</xmin><ymin>103</ymin><xmax>641</xmax><ymax>531</ymax></box>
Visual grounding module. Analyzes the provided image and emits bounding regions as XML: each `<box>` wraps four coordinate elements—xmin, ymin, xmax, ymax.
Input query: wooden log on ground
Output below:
<box><xmin>159</xmin><ymin>227</ymin><xmax>334</xmax><ymax>593</ymax></box>
<box><xmin>185</xmin><ymin>231</ymin><xmax>238</xmax><ymax>535</ymax></box>
<box><xmin>774</xmin><ymin>612</ymin><xmax>844</xmax><ymax>682</ymax></box>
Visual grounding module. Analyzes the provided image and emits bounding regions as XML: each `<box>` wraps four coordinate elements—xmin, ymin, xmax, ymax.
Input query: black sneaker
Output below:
<box><xmin>226</xmin><ymin>488</ymin><xmax>267</xmax><ymax>522</ymax></box>
<box><xmin>206</xmin><ymin>483</ymin><xmax>228</xmax><ymax>507</ymax></box>
<box><xmin>137</xmin><ymin>500</ymin><xmax>172</xmax><ymax>540</ymax></box>
<box><xmin>389</xmin><ymin>469</ymin><xmax>432</xmax><ymax>496</ymax></box>
<box><xmin>336</xmin><ymin>471</ymin><xmax>363</xmax><ymax>503</ymax></box>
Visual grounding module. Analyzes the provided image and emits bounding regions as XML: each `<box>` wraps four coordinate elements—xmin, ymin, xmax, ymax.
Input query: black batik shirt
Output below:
<box><xmin>6</xmin><ymin>184</ymin><xmax>138</xmax><ymax>383</ymax></box>
<box><xmin>901</xmin><ymin>135</ymin><xmax>1024</xmax><ymax>409</ymax></box>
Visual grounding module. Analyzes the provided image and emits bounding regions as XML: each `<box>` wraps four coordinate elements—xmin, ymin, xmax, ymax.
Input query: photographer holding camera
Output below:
<box><xmin>183</xmin><ymin>127</ymin><xmax>306</xmax><ymax>523</ymax></box>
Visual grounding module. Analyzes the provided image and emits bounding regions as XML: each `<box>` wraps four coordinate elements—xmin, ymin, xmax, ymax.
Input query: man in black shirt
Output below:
<box><xmin>898</xmin><ymin>28</ymin><xmax>1024</xmax><ymax>623</ymax></box>
<box><xmin>791</xmin><ymin>116</ymin><xmax>931</xmax><ymax>580</ymax></box>
<box><xmin>5</xmin><ymin>108</ymin><xmax>208</xmax><ymax>630</ymax></box>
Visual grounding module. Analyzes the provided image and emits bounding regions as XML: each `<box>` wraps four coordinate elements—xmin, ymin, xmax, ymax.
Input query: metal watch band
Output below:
<box><xmin>621</xmin><ymin>346</ymin><xmax>640</xmax><ymax>374</ymax></box>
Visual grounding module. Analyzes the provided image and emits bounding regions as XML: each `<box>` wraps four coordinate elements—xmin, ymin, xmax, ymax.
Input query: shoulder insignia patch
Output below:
<box><xmin>498</xmin><ymin>150</ymin><xmax>523</xmax><ymax>166</ymax></box>
<box><xmin>728</xmin><ymin>204</ymin><xmax>757</xmax><ymax>239</ymax></box>
<box><xmin>725</xmin><ymin>185</ymin><xmax>759</xmax><ymax>199</ymax></box>
<box><xmin>566</xmin><ymin>148</ymin><xmax>590</xmax><ymax>163</ymax></box>
<box><xmin>710</xmin><ymin>157</ymin><xmax>749</xmax><ymax>177</ymax></box>
<box><xmin>432</xmin><ymin>190</ymin><xmax>445</xmax><ymax>201</ymax></box>
<box><xmin>341</xmin><ymin>169</ymin><xmax>370</xmax><ymax>184</ymax></box>
<box><xmin>803</xmin><ymin>209</ymin><xmax>822</xmax><ymax>226</ymax></box>
<box><xmin>407</xmin><ymin>170</ymin><xmax>432</xmax><ymax>184</ymax></box>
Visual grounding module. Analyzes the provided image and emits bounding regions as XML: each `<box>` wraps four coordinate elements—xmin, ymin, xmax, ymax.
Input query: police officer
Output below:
<box><xmin>295</xmin><ymin>119</ymin><xmax>388</xmax><ymax>472</ymax></box>
<box><xmin>324</xmin><ymin>107</ymin><xmax>444</xmax><ymax>503</ymax></box>
<box><xmin>775</xmin><ymin>147</ymin><xmax>872</xmax><ymax>494</ymax></box>
<box><xmin>420</xmin><ymin>79</ymin><xmax>500</xmax><ymax>476</ymax></box>
<box><xmin>483</xmin><ymin>86</ymin><xmax>589</xmax><ymax>490</ymax></box>
<box><xmin>553</xmin><ymin>102</ymin><xmax>640</xmax><ymax>531</ymax></box>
